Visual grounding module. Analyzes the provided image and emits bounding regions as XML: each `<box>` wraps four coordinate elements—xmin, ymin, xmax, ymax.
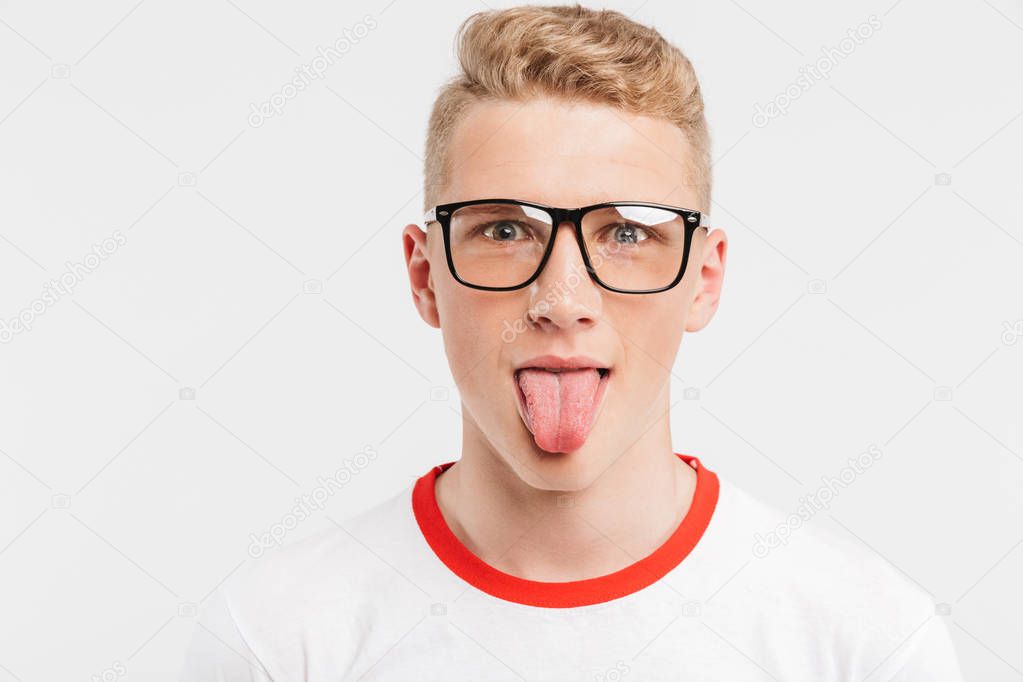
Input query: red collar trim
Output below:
<box><xmin>412</xmin><ymin>453</ymin><xmax>719</xmax><ymax>608</ymax></box>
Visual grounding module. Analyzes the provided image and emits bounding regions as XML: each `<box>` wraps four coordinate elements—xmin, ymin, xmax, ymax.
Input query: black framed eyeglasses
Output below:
<box><xmin>422</xmin><ymin>198</ymin><xmax>710</xmax><ymax>294</ymax></box>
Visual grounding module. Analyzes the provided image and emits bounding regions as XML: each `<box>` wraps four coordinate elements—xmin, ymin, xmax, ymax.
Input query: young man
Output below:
<box><xmin>182</xmin><ymin>5</ymin><xmax>965</xmax><ymax>680</ymax></box>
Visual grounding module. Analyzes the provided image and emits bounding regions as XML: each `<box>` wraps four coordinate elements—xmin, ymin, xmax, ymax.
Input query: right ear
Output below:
<box><xmin>403</xmin><ymin>224</ymin><xmax>441</xmax><ymax>328</ymax></box>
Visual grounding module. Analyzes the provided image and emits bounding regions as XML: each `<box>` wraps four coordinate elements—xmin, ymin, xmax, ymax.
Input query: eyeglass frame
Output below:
<box><xmin>422</xmin><ymin>198</ymin><xmax>711</xmax><ymax>294</ymax></box>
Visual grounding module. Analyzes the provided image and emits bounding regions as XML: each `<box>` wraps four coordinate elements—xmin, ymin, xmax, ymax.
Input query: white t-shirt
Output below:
<box><xmin>180</xmin><ymin>454</ymin><xmax>965</xmax><ymax>681</ymax></box>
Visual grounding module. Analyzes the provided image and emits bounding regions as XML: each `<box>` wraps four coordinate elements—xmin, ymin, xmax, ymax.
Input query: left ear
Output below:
<box><xmin>685</xmin><ymin>227</ymin><xmax>727</xmax><ymax>333</ymax></box>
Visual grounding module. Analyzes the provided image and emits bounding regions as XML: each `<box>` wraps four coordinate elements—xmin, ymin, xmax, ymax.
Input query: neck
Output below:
<box><xmin>433</xmin><ymin>414</ymin><xmax>698</xmax><ymax>582</ymax></box>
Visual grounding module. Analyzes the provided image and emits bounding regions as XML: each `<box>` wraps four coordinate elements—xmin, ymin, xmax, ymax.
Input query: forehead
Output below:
<box><xmin>443</xmin><ymin>97</ymin><xmax>698</xmax><ymax>210</ymax></box>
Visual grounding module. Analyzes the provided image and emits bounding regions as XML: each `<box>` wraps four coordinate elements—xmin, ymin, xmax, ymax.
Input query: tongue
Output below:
<box><xmin>517</xmin><ymin>368</ymin><xmax>602</xmax><ymax>453</ymax></box>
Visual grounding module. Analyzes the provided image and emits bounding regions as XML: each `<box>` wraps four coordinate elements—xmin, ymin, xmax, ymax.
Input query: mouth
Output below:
<box><xmin>513</xmin><ymin>357</ymin><xmax>612</xmax><ymax>454</ymax></box>
<box><xmin>517</xmin><ymin>367</ymin><xmax>611</xmax><ymax>377</ymax></box>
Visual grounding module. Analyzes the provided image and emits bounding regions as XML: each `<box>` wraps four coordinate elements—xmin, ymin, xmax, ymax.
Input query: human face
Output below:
<box><xmin>403</xmin><ymin>96</ymin><xmax>726</xmax><ymax>491</ymax></box>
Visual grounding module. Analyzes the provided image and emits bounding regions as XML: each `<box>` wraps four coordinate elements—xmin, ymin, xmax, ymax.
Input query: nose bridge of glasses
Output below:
<box><xmin>543</xmin><ymin>207</ymin><xmax>586</xmax><ymax>255</ymax></box>
<box><xmin>535</xmin><ymin>209</ymin><xmax>593</xmax><ymax>290</ymax></box>
<box><xmin>548</xmin><ymin>206</ymin><xmax>582</xmax><ymax>228</ymax></box>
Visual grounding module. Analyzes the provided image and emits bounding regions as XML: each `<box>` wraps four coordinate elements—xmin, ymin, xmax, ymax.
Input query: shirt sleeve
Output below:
<box><xmin>178</xmin><ymin>585</ymin><xmax>273</xmax><ymax>682</ymax></box>
<box><xmin>886</xmin><ymin>616</ymin><xmax>965</xmax><ymax>682</ymax></box>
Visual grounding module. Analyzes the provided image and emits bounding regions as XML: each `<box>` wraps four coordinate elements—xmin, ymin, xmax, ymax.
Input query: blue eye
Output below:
<box><xmin>609</xmin><ymin>223</ymin><xmax>650</xmax><ymax>244</ymax></box>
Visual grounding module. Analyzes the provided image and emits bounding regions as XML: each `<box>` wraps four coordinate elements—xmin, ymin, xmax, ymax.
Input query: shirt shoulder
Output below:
<box><xmin>180</xmin><ymin>483</ymin><xmax>431</xmax><ymax>680</ymax></box>
<box><xmin>696</xmin><ymin>475</ymin><xmax>964</xmax><ymax>680</ymax></box>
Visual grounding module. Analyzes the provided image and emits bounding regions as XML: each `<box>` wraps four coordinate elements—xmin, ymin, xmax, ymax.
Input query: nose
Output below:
<box><xmin>526</xmin><ymin>222</ymin><xmax>602</xmax><ymax>332</ymax></box>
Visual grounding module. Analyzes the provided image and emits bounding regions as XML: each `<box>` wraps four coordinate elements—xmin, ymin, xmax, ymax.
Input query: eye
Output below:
<box><xmin>607</xmin><ymin>223</ymin><xmax>651</xmax><ymax>244</ymax></box>
<box><xmin>481</xmin><ymin>221</ymin><xmax>531</xmax><ymax>241</ymax></box>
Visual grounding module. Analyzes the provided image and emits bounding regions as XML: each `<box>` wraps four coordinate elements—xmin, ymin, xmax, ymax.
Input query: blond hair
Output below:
<box><xmin>423</xmin><ymin>4</ymin><xmax>712</xmax><ymax>212</ymax></box>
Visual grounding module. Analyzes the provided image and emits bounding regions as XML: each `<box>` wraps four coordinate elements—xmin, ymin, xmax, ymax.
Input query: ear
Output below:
<box><xmin>403</xmin><ymin>223</ymin><xmax>441</xmax><ymax>328</ymax></box>
<box><xmin>685</xmin><ymin>227</ymin><xmax>727</xmax><ymax>333</ymax></box>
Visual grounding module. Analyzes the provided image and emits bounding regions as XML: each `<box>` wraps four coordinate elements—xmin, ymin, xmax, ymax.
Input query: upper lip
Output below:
<box><xmin>514</xmin><ymin>355</ymin><xmax>611</xmax><ymax>372</ymax></box>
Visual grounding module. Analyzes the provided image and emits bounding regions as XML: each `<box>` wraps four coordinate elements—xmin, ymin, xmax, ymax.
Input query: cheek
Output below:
<box><xmin>437</xmin><ymin>297</ymin><xmax>482</xmax><ymax>378</ymax></box>
<box><xmin>613</xmin><ymin>292</ymin><xmax>690</xmax><ymax>373</ymax></box>
<box><xmin>436</xmin><ymin>285</ymin><xmax>523</xmax><ymax>387</ymax></box>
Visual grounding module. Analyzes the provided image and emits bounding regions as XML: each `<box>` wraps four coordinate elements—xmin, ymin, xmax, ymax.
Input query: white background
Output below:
<box><xmin>1</xmin><ymin>0</ymin><xmax>1021</xmax><ymax>679</ymax></box>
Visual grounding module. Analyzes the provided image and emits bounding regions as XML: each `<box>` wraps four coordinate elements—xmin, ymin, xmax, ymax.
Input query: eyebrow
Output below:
<box><xmin>452</xmin><ymin>205</ymin><xmax>508</xmax><ymax>214</ymax></box>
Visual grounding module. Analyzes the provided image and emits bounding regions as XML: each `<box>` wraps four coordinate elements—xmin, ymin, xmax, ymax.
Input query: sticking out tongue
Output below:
<box><xmin>516</xmin><ymin>368</ymin><xmax>604</xmax><ymax>453</ymax></box>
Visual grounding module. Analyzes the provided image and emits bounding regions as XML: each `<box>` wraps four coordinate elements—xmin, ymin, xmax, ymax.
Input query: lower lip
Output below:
<box><xmin>513</xmin><ymin>368</ymin><xmax>612</xmax><ymax>442</ymax></box>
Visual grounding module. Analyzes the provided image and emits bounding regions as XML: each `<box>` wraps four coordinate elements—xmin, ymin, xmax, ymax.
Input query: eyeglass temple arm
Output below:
<box><xmin>423</xmin><ymin>207</ymin><xmax>712</xmax><ymax>228</ymax></box>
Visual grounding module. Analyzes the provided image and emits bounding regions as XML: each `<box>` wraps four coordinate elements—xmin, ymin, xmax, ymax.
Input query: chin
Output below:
<box><xmin>508</xmin><ymin>435</ymin><xmax>611</xmax><ymax>492</ymax></box>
